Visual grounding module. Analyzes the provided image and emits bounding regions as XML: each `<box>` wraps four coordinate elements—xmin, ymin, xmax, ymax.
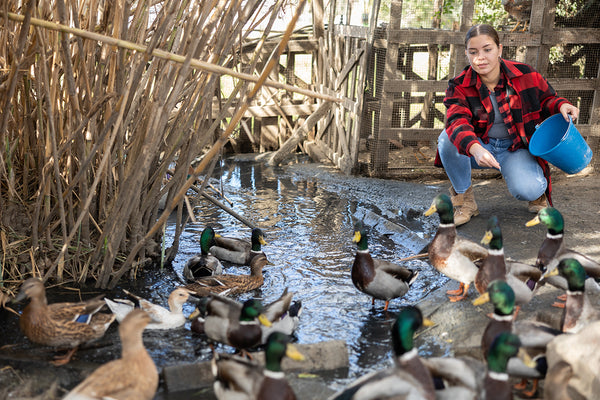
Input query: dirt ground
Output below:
<box><xmin>0</xmin><ymin>162</ymin><xmax>598</xmax><ymax>400</ymax></box>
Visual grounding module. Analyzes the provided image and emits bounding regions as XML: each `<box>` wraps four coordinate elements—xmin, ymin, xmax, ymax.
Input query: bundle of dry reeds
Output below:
<box><xmin>0</xmin><ymin>0</ymin><xmax>314</xmax><ymax>294</ymax></box>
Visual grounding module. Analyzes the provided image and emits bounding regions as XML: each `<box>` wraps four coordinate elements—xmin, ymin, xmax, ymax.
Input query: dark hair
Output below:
<box><xmin>465</xmin><ymin>24</ymin><xmax>500</xmax><ymax>47</ymax></box>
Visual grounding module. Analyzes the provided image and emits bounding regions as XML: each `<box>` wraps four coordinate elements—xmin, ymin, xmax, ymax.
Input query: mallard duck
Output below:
<box><xmin>212</xmin><ymin>331</ymin><xmax>304</xmax><ymax>400</ymax></box>
<box><xmin>474</xmin><ymin>279</ymin><xmax>559</xmax><ymax>397</ymax></box>
<box><xmin>424</xmin><ymin>194</ymin><xmax>488</xmax><ymax>302</ymax></box>
<box><xmin>545</xmin><ymin>320</ymin><xmax>600</xmax><ymax>399</ymax></box>
<box><xmin>210</xmin><ymin>227</ymin><xmax>268</xmax><ymax>266</ymax></box>
<box><xmin>183</xmin><ymin>253</ymin><xmax>270</xmax><ymax>297</ymax></box>
<box><xmin>202</xmin><ymin>297</ymin><xmax>272</xmax><ymax>354</ymax></box>
<box><xmin>63</xmin><ymin>309</ymin><xmax>158</xmax><ymax>400</ymax></box>
<box><xmin>351</xmin><ymin>222</ymin><xmax>419</xmax><ymax>311</ymax></box>
<box><xmin>547</xmin><ymin>258</ymin><xmax>600</xmax><ymax>333</ymax></box>
<box><xmin>258</xmin><ymin>288</ymin><xmax>302</xmax><ymax>343</ymax></box>
<box><xmin>328</xmin><ymin>306</ymin><xmax>436</xmax><ymax>400</ymax></box>
<box><xmin>526</xmin><ymin>207</ymin><xmax>600</xmax><ymax>293</ymax></box>
<box><xmin>14</xmin><ymin>278</ymin><xmax>115</xmax><ymax>365</ymax></box>
<box><xmin>189</xmin><ymin>288</ymin><xmax>302</xmax><ymax>345</ymax></box>
<box><xmin>183</xmin><ymin>226</ymin><xmax>224</xmax><ymax>281</ymax></box>
<box><xmin>423</xmin><ymin>332</ymin><xmax>533</xmax><ymax>400</ymax></box>
<box><xmin>476</xmin><ymin>216</ymin><xmax>541</xmax><ymax>308</ymax></box>
<box><xmin>474</xmin><ymin>280</ymin><xmax>517</xmax><ymax>361</ymax></box>
<box><xmin>104</xmin><ymin>287</ymin><xmax>196</xmax><ymax>330</ymax></box>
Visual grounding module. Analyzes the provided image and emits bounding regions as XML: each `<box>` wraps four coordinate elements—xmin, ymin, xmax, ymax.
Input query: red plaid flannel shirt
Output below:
<box><xmin>435</xmin><ymin>59</ymin><xmax>571</xmax><ymax>204</ymax></box>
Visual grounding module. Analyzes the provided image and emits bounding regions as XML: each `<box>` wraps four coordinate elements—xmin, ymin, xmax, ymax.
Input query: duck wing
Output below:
<box><xmin>453</xmin><ymin>237</ymin><xmax>488</xmax><ymax>261</ymax></box>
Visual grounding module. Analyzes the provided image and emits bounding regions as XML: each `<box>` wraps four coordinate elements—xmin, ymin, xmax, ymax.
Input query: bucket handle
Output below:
<box><xmin>535</xmin><ymin>114</ymin><xmax>572</xmax><ymax>130</ymax></box>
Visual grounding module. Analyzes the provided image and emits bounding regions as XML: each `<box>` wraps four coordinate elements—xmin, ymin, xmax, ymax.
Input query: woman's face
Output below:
<box><xmin>465</xmin><ymin>34</ymin><xmax>503</xmax><ymax>78</ymax></box>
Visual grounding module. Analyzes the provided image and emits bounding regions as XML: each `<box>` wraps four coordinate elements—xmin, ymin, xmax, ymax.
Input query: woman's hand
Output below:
<box><xmin>560</xmin><ymin>103</ymin><xmax>579</xmax><ymax>122</ymax></box>
<box><xmin>469</xmin><ymin>143</ymin><xmax>501</xmax><ymax>170</ymax></box>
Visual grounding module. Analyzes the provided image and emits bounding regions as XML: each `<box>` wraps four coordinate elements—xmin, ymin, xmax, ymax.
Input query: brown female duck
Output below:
<box><xmin>15</xmin><ymin>278</ymin><xmax>115</xmax><ymax>365</ymax></box>
<box><xmin>63</xmin><ymin>309</ymin><xmax>158</xmax><ymax>400</ymax></box>
<box><xmin>184</xmin><ymin>253</ymin><xmax>270</xmax><ymax>297</ymax></box>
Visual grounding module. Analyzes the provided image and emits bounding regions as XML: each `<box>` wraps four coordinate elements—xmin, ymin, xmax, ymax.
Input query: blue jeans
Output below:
<box><xmin>437</xmin><ymin>131</ymin><xmax>547</xmax><ymax>201</ymax></box>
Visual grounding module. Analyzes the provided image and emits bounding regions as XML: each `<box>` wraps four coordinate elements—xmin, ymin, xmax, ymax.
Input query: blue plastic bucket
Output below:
<box><xmin>529</xmin><ymin>114</ymin><xmax>592</xmax><ymax>174</ymax></box>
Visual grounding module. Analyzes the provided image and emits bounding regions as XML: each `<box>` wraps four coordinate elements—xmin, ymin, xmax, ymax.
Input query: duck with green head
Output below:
<box><xmin>183</xmin><ymin>226</ymin><xmax>224</xmax><ymax>281</ymax></box>
<box><xmin>424</xmin><ymin>194</ymin><xmax>488</xmax><ymax>302</ymax></box>
<box><xmin>351</xmin><ymin>222</ymin><xmax>419</xmax><ymax>311</ymax></box>
<box><xmin>474</xmin><ymin>280</ymin><xmax>558</xmax><ymax>397</ymax></box>
<box><xmin>210</xmin><ymin>227</ymin><xmax>268</xmax><ymax>266</ymax></box>
<box><xmin>423</xmin><ymin>332</ymin><xmax>533</xmax><ymax>400</ymax></box>
<box><xmin>190</xmin><ymin>288</ymin><xmax>302</xmax><ymax>345</ymax></box>
<box><xmin>476</xmin><ymin>216</ymin><xmax>540</xmax><ymax>308</ymax></box>
<box><xmin>203</xmin><ymin>297</ymin><xmax>272</xmax><ymax>354</ymax></box>
<box><xmin>547</xmin><ymin>258</ymin><xmax>600</xmax><ymax>333</ymax></box>
<box><xmin>328</xmin><ymin>306</ymin><xmax>436</xmax><ymax>400</ymax></box>
<box><xmin>212</xmin><ymin>331</ymin><xmax>304</xmax><ymax>400</ymax></box>
<box><xmin>484</xmin><ymin>332</ymin><xmax>529</xmax><ymax>400</ymax></box>
<box><xmin>526</xmin><ymin>207</ymin><xmax>600</xmax><ymax>292</ymax></box>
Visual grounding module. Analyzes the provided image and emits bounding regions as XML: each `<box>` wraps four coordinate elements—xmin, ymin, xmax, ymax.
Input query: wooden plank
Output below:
<box><xmin>385</xmin><ymin>80</ymin><xmax>448</xmax><ymax>93</ymax></box>
<box><xmin>245</xmin><ymin>40</ymin><xmax>318</xmax><ymax>59</ymax></box>
<box><xmin>537</xmin><ymin>0</ymin><xmax>556</xmax><ymax>75</ymax></box>
<box><xmin>386</xmin><ymin>29</ymin><xmax>464</xmax><ymax>45</ymax></box>
<box><xmin>380</xmin><ymin>127</ymin><xmax>443</xmax><ymax>142</ymax></box>
<box><xmin>334</xmin><ymin>24</ymin><xmax>369</xmax><ymax>39</ymax></box>
<box><xmin>335</xmin><ymin>47</ymin><xmax>364</xmax><ymax>91</ymax></box>
<box><xmin>542</xmin><ymin>29</ymin><xmax>600</xmax><ymax>45</ymax></box>
<box><xmin>549</xmin><ymin>79</ymin><xmax>600</xmax><ymax>91</ymax></box>
<box><xmin>242</xmin><ymin>103</ymin><xmax>319</xmax><ymax>118</ymax></box>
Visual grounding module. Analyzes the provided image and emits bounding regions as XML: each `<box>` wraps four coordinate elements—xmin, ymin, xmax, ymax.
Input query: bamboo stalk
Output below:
<box><xmin>2</xmin><ymin>11</ymin><xmax>341</xmax><ymax>103</ymax></box>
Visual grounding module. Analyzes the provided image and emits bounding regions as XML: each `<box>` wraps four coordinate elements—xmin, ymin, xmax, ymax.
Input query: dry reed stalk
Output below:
<box><xmin>0</xmin><ymin>0</ymin><xmax>317</xmax><ymax>293</ymax></box>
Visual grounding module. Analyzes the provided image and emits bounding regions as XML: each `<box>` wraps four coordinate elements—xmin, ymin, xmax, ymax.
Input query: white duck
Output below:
<box><xmin>105</xmin><ymin>287</ymin><xmax>196</xmax><ymax>330</ymax></box>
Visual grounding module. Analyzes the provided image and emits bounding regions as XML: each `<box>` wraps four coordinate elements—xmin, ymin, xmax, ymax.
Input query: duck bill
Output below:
<box><xmin>189</xmin><ymin>308</ymin><xmax>201</xmax><ymax>320</ymax></box>
<box><xmin>422</xmin><ymin>317</ymin><xmax>435</xmax><ymax>327</ymax></box>
<box><xmin>472</xmin><ymin>292</ymin><xmax>490</xmax><ymax>306</ymax></box>
<box><xmin>423</xmin><ymin>203</ymin><xmax>437</xmax><ymax>217</ymax></box>
<box><xmin>518</xmin><ymin>348</ymin><xmax>536</xmax><ymax>368</ymax></box>
<box><xmin>258</xmin><ymin>314</ymin><xmax>273</xmax><ymax>327</ymax></box>
<box><xmin>481</xmin><ymin>230</ymin><xmax>493</xmax><ymax>245</ymax></box>
<box><xmin>259</xmin><ymin>236</ymin><xmax>268</xmax><ymax>245</ymax></box>
<box><xmin>286</xmin><ymin>344</ymin><xmax>305</xmax><ymax>361</ymax></box>
<box><xmin>543</xmin><ymin>268</ymin><xmax>560</xmax><ymax>279</ymax></box>
<box><xmin>352</xmin><ymin>231</ymin><xmax>361</xmax><ymax>244</ymax></box>
<box><xmin>525</xmin><ymin>215</ymin><xmax>541</xmax><ymax>227</ymax></box>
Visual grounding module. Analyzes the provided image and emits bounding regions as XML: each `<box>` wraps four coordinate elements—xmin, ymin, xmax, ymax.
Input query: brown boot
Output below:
<box><xmin>528</xmin><ymin>193</ymin><xmax>548</xmax><ymax>213</ymax></box>
<box><xmin>450</xmin><ymin>186</ymin><xmax>479</xmax><ymax>226</ymax></box>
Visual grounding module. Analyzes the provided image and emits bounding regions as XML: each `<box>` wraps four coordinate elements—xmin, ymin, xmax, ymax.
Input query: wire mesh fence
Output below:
<box><xmin>358</xmin><ymin>0</ymin><xmax>600</xmax><ymax>178</ymax></box>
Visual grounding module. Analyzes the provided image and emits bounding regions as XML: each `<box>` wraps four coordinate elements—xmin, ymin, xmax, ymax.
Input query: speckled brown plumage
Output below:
<box><xmin>184</xmin><ymin>254</ymin><xmax>269</xmax><ymax>297</ymax></box>
<box><xmin>15</xmin><ymin>278</ymin><xmax>115</xmax><ymax>355</ymax></box>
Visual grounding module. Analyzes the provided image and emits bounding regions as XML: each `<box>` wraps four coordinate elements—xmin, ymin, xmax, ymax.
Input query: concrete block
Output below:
<box><xmin>162</xmin><ymin>339</ymin><xmax>349</xmax><ymax>393</ymax></box>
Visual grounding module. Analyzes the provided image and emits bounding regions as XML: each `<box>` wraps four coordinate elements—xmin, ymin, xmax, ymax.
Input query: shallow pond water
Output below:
<box><xmin>1</xmin><ymin>155</ymin><xmax>451</xmax><ymax>398</ymax></box>
<box><xmin>163</xmin><ymin>156</ymin><xmax>449</xmax><ymax>389</ymax></box>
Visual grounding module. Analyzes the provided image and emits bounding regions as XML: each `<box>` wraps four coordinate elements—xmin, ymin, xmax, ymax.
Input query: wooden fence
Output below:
<box><xmin>314</xmin><ymin>0</ymin><xmax>600</xmax><ymax>177</ymax></box>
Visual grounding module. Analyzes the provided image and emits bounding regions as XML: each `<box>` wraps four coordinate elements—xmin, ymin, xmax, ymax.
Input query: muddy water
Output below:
<box><xmin>0</xmin><ymin>155</ymin><xmax>449</xmax><ymax>398</ymax></box>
